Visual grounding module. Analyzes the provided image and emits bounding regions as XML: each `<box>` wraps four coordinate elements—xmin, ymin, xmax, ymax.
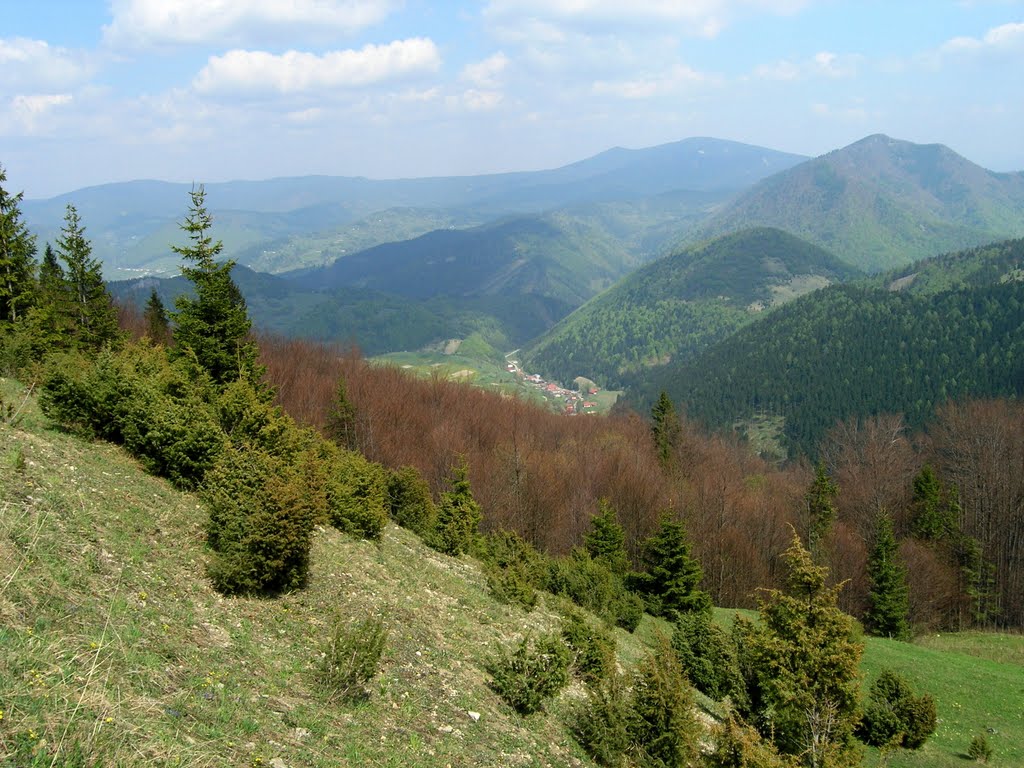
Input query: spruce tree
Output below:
<box><xmin>865</xmin><ymin>511</ymin><xmax>911</xmax><ymax>640</ymax></box>
<box><xmin>910</xmin><ymin>465</ymin><xmax>956</xmax><ymax>542</ymax></box>
<box><xmin>651</xmin><ymin>390</ymin><xmax>680</xmax><ymax>467</ymax></box>
<box><xmin>325</xmin><ymin>375</ymin><xmax>358</xmax><ymax>451</ymax></box>
<box><xmin>55</xmin><ymin>204</ymin><xmax>120</xmax><ymax>351</ymax></box>
<box><xmin>740</xmin><ymin>532</ymin><xmax>863</xmax><ymax>767</ymax></box>
<box><xmin>0</xmin><ymin>164</ymin><xmax>37</xmax><ymax>325</ymax></box>
<box><xmin>584</xmin><ymin>499</ymin><xmax>629</xmax><ymax>573</ymax></box>
<box><xmin>433</xmin><ymin>459</ymin><xmax>483</xmax><ymax>556</ymax></box>
<box><xmin>804</xmin><ymin>461</ymin><xmax>838</xmax><ymax>553</ymax></box>
<box><xmin>143</xmin><ymin>288</ymin><xmax>171</xmax><ymax>344</ymax></box>
<box><xmin>634</xmin><ymin>514</ymin><xmax>711</xmax><ymax>619</ymax></box>
<box><xmin>30</xmin><ymin>243</ymin><xmax>73</xmax><ymax>349</ymax></box>
<box><xmin>170</xmin><ymin>185</ymin><xmax>260</xmax><ymax>387</ymax></box>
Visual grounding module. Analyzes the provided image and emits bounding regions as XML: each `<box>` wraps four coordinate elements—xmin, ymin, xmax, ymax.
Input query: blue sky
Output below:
<box><xmin>2</xmin><ymin>1</ymin><xmax>1022</xmax><ymax>198</ymax></box>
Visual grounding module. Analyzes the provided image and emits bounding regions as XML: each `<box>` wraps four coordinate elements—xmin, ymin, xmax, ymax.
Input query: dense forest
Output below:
<box><xmin>525</xmin><ymin>227</ymin><xmax>857</xmax><ymax>388</ymax></box>
<box><xmin>642</xmin><ymin>238</ymin><xmax>1024</xmax><ymax>456</ymax></box>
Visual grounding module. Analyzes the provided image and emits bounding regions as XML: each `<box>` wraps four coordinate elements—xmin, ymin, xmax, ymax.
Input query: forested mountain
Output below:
<box><xmin>523</xmin><ymin>228</ymin><xmax>858</xmax><ymax>388</ymax></box>
<box><xmin>640</xmin><ymin>238</ymin><xmax>1024</xmax><ymax>457</ymax></box>
<box><xmin>695</xmin><ymin>135</ymin><xmax>1024</xmax><ymax>272</ymax></box>
<box><xmin>22</xmin><ymin>137</ymin><xmax>804</xmax><ymax>278</ymax></box>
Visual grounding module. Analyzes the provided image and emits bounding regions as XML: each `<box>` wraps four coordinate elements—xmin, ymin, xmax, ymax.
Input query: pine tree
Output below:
<box><xmin>584</xmin><ymin>499</ymin><xmax>629</xmax><ymax>574</ymax></box>
<box><xmin>865</xmin><ymin>512</ymin><xmax>911</xmax><ymax>640</ymax></box>
<box><xmin>143</xmin><ymin>288</ymin><xmax>171</xmax><ymax>345</ymax></box>
<box><xmin>634</xmin><ymin>514</ymin><xmax>711</xmax><ymax>619</ymax></box>
<box><xmin>651</xmin><ymin>390</ymin><xmax>680</xmax><ymax>467</ymax></box>
<box><xmin>740</xmin><ymin>532</ymin><xmax>863</xmax><ymax>767</ymax></box>
<box><xmin>55</xmin><ymin>204</ymin><xmax>120</xmax><ymax>351</ymax></box>
<box><xmin>804</xmin><ymin>461</ymin><xmax>838</xmax><ymax>553</ymax></box>
<box><xmin>170</xmin><ymin>185</ymin><xmax>260</xmax><ymax>387</ymax></box>
<box><xmin>0</xmin><ymin>164</ymin><xmax>37</xmax><ymax>325</ymax></box>
<box><xmin>433</xmin><ymin>459</ymin><xmax>483</xmax><ymax>556</ymax></box>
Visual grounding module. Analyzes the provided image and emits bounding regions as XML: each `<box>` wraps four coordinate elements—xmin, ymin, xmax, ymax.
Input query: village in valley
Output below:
<box><xmin>504</xmin><ymin>355</ymin><xmax>603</xmax><ymax>415</ymax></box>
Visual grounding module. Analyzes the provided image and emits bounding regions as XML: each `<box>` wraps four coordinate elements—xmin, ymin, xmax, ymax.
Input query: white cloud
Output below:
<box><xmin>3</xmin><ymin>93</ymin><xmax>73</xmax><ymax>136</ymax></box>
<box><xmin>484</xmin><ymin>0</ymin><xmax>812</xmax><ymax>37</ymax></box>
<box><xmin>461</xmin><ymin>52</ymin><xmax>510</xmax><ymax>87</ymax></box>
<box><xmin>193</xmin><ymin>38</ymin><xmax>442</xmax><ymax>95</ymax></box>
<box><xmin>752</xmin><ymin>51</ymin><xmax>859</xmax><ymax>81</ymax></box>
<box><xmin>0</xmin><ymin>38</ymin><xmax>95</xmax><ymax>91</ymax></box>
<box><xmin>461</xmin><ymin>89</ymin><xmax>504</xmax><ymax>111</ymax></box>
<box><xmin>592</xmin><ymin>64</ymin><xmax>709</xmax><ymax>99</ymax></box>
<box><xmin>104</xmin><ymin>0</ymin><xmax>397</xmax><ymax>49</ymax></box>
<box><xmin>942</xmin><ymin>21</ymin><xmax>1024</xmax><ymax>53</ymax></box>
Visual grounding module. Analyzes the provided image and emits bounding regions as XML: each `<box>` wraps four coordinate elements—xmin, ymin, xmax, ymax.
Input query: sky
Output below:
<box><xmin>2</xmin><ymin>0</ymin><xmax>1023</xmax><ymax>198</ymax></box>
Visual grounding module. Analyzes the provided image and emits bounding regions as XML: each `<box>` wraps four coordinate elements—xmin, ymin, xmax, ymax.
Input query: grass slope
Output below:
<box><xmin>0</xmin><ymin>379</ymin><xmax>601</xmax><ymax>767</ymax></box>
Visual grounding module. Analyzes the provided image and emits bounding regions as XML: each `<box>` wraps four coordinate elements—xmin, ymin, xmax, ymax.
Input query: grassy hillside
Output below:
<box><xmin>524</xmin><ymin>227</ymin><xmax>857</xmax><ymax>389</ymax></box>
<box><xmin>697</xmin><ymin>134</ymin><xmax>1024</xmax><ymax>272</ymax></box>
<box><xmin>0</xmin><ymin>378</ymin><xmax>605</xmax><ymax>767</ymax></box>
<box><xmin>3</xmin><ymin>378</ymin><xmax>1023</xmax><ymax>766</ymax></box>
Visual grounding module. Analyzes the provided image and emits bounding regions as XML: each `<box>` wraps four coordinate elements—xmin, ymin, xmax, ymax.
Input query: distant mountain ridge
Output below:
<box><xmin>22</xmin><ymin>137</ymin><xmax>806</xmax><ymax>278</ymax></box>
<box><xmin>695</xmin><ymin>134</ymin><xmax>1024</xmax><ymax>272</ymax></box>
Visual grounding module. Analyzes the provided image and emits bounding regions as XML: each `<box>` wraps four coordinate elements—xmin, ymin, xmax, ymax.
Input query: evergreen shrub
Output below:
<box><xmin>857</xmin><ymin>669</ymin><xmax>937</xmax><ymax>750</ymax></box>
<box><xmin>387</xmin><ymin>465</ymin><xmax>437</xmax><ymax>537</ymax></box>
<box><xmin>325</xmin><ymin>447</ymin><xmax>389</xmax><ymax>540</ymax></box>
<box><xmin>561</xmin><ymin>609</ymin><xmax>617</xmax><ymax>685</ymax></box>
<box><xmin>488</xmin><ymin>632</ymin><xmax>571</xmax><ymax>715</ymax></box>
<box><xmin>204</xmin><ymin>445</ymin><xmax>323</xmax><ymax>595</ymax></box>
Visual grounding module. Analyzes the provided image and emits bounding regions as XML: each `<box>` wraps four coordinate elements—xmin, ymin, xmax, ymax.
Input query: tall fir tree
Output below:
<box><xmin>865</xmin><ymin>511</ymin><xmax>911</xmax><ymax>640</ymax></box>
<box><xmin>633</xmin><ymin>514</ymin><xmax>712</xmax><ymax>619</ymax></box>
<box><xmin>584</xmin><ymin>499</ymin><xmax>629</xmax><ymax>573</ymax></box>
<box><xmin>170</xmin><ymin>185</ymin><xmax>260</xmax><ymax>387</ymax></box>
<box><xmin>651</xmin><ymin>390</ymin><xmax>681</xmax><ymax>467</ymax></box>
<box><xmin>738</xmin><ymin>532</ymin><xmax>863</xmax><ymax>767</ymax></box>
<box><xmin>804</xmin><ymin>461</ymin><xmax>838</xmax><ymax>553</ymax></box>
<box><xmin>55</xmin><ymin>204</ymin><xmax>120</xmax><ymax>351</ymax></box>
<box><xmin>143</xmin><ymin>288</ymin><xmax>171</xmax><ymax>345</ymax></box>
<box><xmin>0</xmin><ymin>164</ymin><xmax>37</xmax><ymax>325</ymax></box>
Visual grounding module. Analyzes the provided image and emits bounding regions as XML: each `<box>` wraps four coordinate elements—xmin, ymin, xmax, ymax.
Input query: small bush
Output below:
<box><xmin>387</xmin><ymin>465</ymin><xmax>437</xmax><ymax>537</ymax></box>
<box><xmin>547</xmin><ymin>548</ymin><xmax>644</xmax><ymax>631</ymax></box>
<box><xmin>573</xmin><ymin>673</ymin><xmax>632</xmax><ymax>767</ymax></box>
<box><xmin>857</xmin><ymin>669</ymin><xmax>937</xmax><ymax>750</ymax></box>
<box><xmin>325</xmin><ymin>447</ymin><xmax>389</xmax><ymax>540</ymax></box>
<box><xmin>480</xmin><ymin>530</ymin><xmax>547</xmax><ymax>610</ymax></box>
<box><xmin>488</xmin><ymin>632</ymin><xmax>571</xmax><ymax>715</ymax></box>
<box><xmin>561</xmin><ymin>609</ymin><xmax>617</xmax><ymax>685</ymax></box>
<box><xmin>968</xmin><ymin>734</ymin><xmax>992</xmax><ymax>763</ymax></box>
<box><xmin>320</xmin><ymin>616</ymin><xmax>388</xmax><ymax>703</ymax></box>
